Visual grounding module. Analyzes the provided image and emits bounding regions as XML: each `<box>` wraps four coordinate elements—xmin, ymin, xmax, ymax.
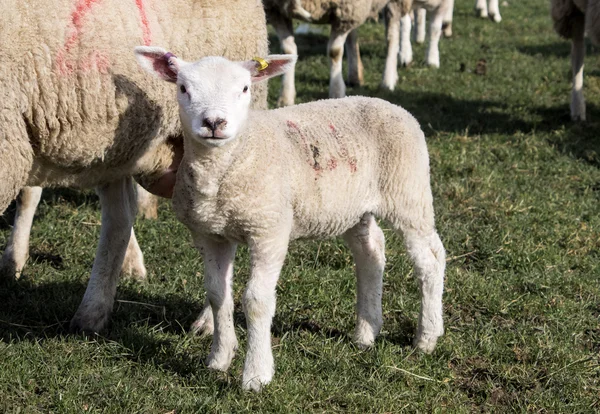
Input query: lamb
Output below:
<box><xmin>135</xmin><ymin>47</ymin><xmax>446</xmax><ymax>391</ymax></box>
<box><xmin>551</xmin><ymin>0</ymin><xmax>600</xmax><ymax>121</ymax></box>
<box><xmin>381</xmin><ymin>0</ymin><xmax>454</xmax><ymax>91</ymax></box>
<box><xmin>0</xmin><ymin>0</ymin><xmax>269</xmax><ymax>333</ymax></box>
<box><xmin>475</xmin><ymin>0</ymin><xmax>502</xmax><ymax>22</ymax></box>
<box><xmin>263</xmin><ymin>0</ymin><xmax>405</xmax><ymax>106</ymax></box>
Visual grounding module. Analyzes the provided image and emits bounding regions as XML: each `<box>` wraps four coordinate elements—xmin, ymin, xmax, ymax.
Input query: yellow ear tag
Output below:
<box><xmin>252</xmin><ymin>57</ymin><xmax>269</xmax><ymax>71</ymax></box>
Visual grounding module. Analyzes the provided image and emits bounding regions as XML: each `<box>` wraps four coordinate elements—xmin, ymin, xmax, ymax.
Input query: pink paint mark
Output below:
<box><xmin>55</xmin><ymin>0</ymin><xmax>152</xmax><ymax>75</ymax></box>
<box><xmin>135</xmin><ymin>0</ymin><xmax>152</xmax><ymax>45</ymax></box>
<box><xmin>329</xmin><ymin>123</ymin><xmax>357</xmax><ymax>173</ymax></box>
<box><xmin>287</xmin><ymin>120</ymin><xmax>323</xmax><ymax>178</ymax></box>
<box><xmin>327</xmin><ymin>158</ymin><xmax>338</xmax><ymax>171</ymax></box>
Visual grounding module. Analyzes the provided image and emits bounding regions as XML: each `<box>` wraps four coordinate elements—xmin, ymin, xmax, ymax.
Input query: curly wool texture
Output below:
<box><xmin>0</xmin><ymin>0</ymin><xmax>268</xmax><ymax>213</ymax></box>
<box><xmin>174</xmin><ymin>96</ymin><xmax>436</xmax><ymax>243</ymax></box>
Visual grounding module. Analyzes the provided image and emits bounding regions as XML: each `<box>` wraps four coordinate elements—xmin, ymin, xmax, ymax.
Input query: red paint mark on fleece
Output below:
<box><xmin>329</xmin><ymin>123</ymin><xmax>357</xmax><ymax>173</ymax></box>
<box><xmin>135</xmin><ymin>0</ymin><xmax>152</xmax><ymax>45</ymax></box>
<box><xmin>287</xmin><ymin>120</ymin><xmax>322</xmax><ymax>178</ymax></box>
<box><xmin>55</xmin><ymin>0</ymin><xmax>153</xmax><ymax>75</ymax></box>
<box><xmin>327</xmin><ymin>158</ymin><xmax>338</xmax><ymax>171</ymax></box>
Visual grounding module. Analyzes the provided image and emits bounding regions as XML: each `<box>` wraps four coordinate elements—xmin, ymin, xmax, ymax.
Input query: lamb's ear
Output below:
<box><xmin>240</xmin><ymin>55</ymin><xmax>298</xmax><ymax>83</ymax></box>
<box><xmin>134</xmin><ymin>46</ymin><xmax>183</xmax><ymax>83</ymax></box>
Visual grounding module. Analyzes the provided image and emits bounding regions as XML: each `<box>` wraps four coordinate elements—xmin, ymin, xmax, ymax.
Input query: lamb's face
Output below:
<box><xmin>176</xmin><ymin>57</ymin><xmax>252</xmax><ymax>148</ymax></box>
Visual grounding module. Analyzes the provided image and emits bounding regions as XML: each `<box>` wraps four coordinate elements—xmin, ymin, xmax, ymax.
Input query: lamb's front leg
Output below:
<box><xmin>571</xmin><ymin>18</ymin><xmax>586</xmax><ymax>121</ymax></box>
<box><xmin>272</xmin><ymin>16</ymin><xmax>298</xmax><ymax>107</ymax></box>
<box><xmin>425</xmin><ymin>6</ymin><xmax>445</xmax><ymax>68</ymax></box>
<box><xmin>193</xmin><ymin>235</ymin><xmax>238</xmax><ymax>372</ymax></box>
<box><xmin>242</xmin><ymin>235</ymin><xmax>290</xmax><ymax>391</ymax></box>
<box><xmin>381</xmin><ymin>2</ymin><xmax>401</xmax><ymax>90</ymax></box>
<box><xmin>327</xmin><ymin>27</ymin><xmax>351</xmax><ymax>98</ymax></box>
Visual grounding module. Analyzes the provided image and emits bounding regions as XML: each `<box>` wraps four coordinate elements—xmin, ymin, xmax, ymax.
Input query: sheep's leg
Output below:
<box><xmin>403</xmin><ymin>229</ymin><xmax>445</xmax><ymax>353</ymax></box>
<box><xmin>193</xmin><ymin>235</ymin><xmax>238</xmax><ymax>372</ymax></box>
<box><xmin>487</xmin><ymin>0</ymin><xmax>501</xmax><ymax>23</ymax></box>
<box><xmin>342</xmin><ymin>213</ymin><xmax>386</xmax><ymax>349</ymax></box>
<box><xmin>443</xmin><ymin>0</ymin><xmax>454</xmax><ymax>37</ymax></box>
<box><xmin>415</xmin><ymin>8</ymin><xmax>427</xmax><ymax>44</ymax></box>
<box><xmin>272</xmin><ymin>16</ymin><xmax>297</xmax><ymax>107</ymax></box>
<box><xmin>242</xmin><ymin>235</ymin><xmax>290</xmax><ymax>391</ymax></box>
<box><xmin>399</xmin><ymin>14</ymin><xmax>414</xmax><ymax>67</ymax></box>
<box><xmin>327</xmin><ymin>28</ymin><xmax>351</xmax><ymax>99</ymax></box>
<box><xmin>571</xmin><ymin>17</ymin><xmax>586</xmax><ymax>121</ymax></box>
<box><xmin>70</xmin><ymin>177</ymin><xmax>137</xmax><ymax>333</ymax></box>
<box><xmin>0</xmin><ymin>186</ymin><xmax>42</xmax><ymax>279</ymax></box>
<box><xmin>136</xmin><ymin>184</ymin><xmax>158</xmax><ymax>220</ymax></box>
<box><xmin>381</xmin><ymin>2</ymin><xmax>401</xmax><ymax>90</ymax></box>
<box><xmin>120</xmin><ymin>228</ymin><xmax>147</xmax><ymax>281</ymax></box>
<box><xmin>474</xmin><ymin>0</ymin><xmax>488</xmax><ymax>18</ymax></box>
<box><xmin>425</xmin><ymin>6</ymin><xmax>445</xmax><ymax>68</ymax></box>
<box><xmin>346</xmin><ymin>28</ymin><xmax>364</xmax><ymax>87</ymax></box>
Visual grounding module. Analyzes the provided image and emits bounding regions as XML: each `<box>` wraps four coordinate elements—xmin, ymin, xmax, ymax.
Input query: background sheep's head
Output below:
<box><xmin>135</xmin><ymin>47</ymin><xmax>296</xmax><ymax>148</ymax></box>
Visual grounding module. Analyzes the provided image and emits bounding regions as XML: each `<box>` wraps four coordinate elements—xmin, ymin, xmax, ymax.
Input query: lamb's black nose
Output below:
<box><xmin>203</xmin><ymin>117</ymin><xmax>227</xmax><ymax>133</ymax></box>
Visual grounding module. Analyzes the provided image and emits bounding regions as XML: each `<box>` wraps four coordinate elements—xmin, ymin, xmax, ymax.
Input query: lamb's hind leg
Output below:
<box><xmin>0</xmin><ymin>186</ymin><xmax>42</xmax><ymax>279</ymax></box>
<box><xmin>193</xmin><ymin>235</ymin><xmax>238</xmax><ymax>372</ymax></box>
<box><xmin>402</xmin><ymin>229</ymin><xmax>445</xmax><ymax>353</ymax></box>
<box><xmin>342</xmin><ymin>213</ymin><xmax>386</xmax><ymax>349</ymax></box>
<box><xmin>272</xmin><ymin>15</ymin><xmax>298</xmax><ymax>107</ymax></box>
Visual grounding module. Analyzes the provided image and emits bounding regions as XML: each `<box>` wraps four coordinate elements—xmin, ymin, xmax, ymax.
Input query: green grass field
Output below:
<box><xmin>1</xmin><ymin>0</ymin><xmax>599</xmax><ymax>412</ymax></box>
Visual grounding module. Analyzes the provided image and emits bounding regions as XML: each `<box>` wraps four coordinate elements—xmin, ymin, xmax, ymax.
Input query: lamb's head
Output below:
<box><xmin>135</xmin><ymin>47</ymin><xmax>297</xmax><ymax>148</ymax></box>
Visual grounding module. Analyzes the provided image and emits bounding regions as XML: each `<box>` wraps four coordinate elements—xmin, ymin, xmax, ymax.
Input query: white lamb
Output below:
<box><xmin>551</xmin><ymin>0</ymin><xmax>600</xmax><ymax>121</ymax></box>
<box><xmin>135</xmin><ymin>47</ymin><xmax>446</xmax><ymax>391</ymax></box>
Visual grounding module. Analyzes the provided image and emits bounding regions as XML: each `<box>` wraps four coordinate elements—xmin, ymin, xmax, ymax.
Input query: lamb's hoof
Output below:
<box><xmin>206</xmin><ymin>346</ymin><xmax>237</xmax><ymax>372</ymax></box>
<box><xmin>276</xmin><ymin>95</ymin><xmax>295</xmax><ymax>107</ymax></box>
<box><xmin>69</xmin><ymin>303</ymin><xmax>112</xmax><ymax>334</ymax></box>
<box><xmin>413</xmin><ymin>334</ymin><xmax>439</xmax><ymax>354</ymax></box>
<box><xmin>0</xmin><ymin>259</ymin><xmax>20</xmax><ymax>280</ymax></box>
<box><xmin>442</xmin><ymin>23</ymin><xmax>453</xmax><ymax>38</ymax></box>
<box><xmin>242</xmin><ymin>374</ymin><xmax>271</xmax><ymax>392</ymax></box>
<box><xmin>120</xmin><ymin>260</ymin><xmax>147</xmax><ymax>281</ymax></box>
<box><xmin>476</xmin><ymin>9</ymin><xmax>488</xmax><ymax>18</ymax></box>
<box><xmin>490</xmin><ymin>13</ymin><xmax>501</xmax><ymax>23</ymax></box>
<box><xmin>190</xmin><ymin>306</ymin><xmax>214</xmax><ymax>336</ymax></box>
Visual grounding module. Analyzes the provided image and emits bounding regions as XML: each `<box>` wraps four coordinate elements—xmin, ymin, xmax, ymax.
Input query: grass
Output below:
<box><xmin>1</xmin><ymin>0</ymin><xmax>600</xmax><ymax>411</ymax></box>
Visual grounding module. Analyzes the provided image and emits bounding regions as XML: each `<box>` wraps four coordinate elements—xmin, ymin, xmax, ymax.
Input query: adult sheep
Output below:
<box><xmin>551</xmin><ymin>0</ymin><xmax>600</xmax><ymax>121</ymax></box>
<box><xmin>0</xmin><ymin>0</ymin><xmax>268</xmax><ymax>333</ymax></box>
<box><xmin>135</xmin><ymin>49</ymin><xmax>446</xmax><ymax>391</ymax></box>
<box><xmin>264</xmin><ymin>0</ymin><xmax>408</xmax><ymax>106</ymax></box>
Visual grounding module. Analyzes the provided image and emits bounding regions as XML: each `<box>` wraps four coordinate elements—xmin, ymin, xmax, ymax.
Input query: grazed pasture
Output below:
<box><xmin>1</xmin><ymin>0</ymin><xmax>599</xmax><ymax>411</ymax></box>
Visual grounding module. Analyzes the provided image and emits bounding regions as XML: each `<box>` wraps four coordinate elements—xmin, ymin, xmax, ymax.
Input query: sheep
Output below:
<box><xmin>0</xmin><ymin>0</ymin><xmax>269</xmax><ymax>333</ymax></box>
<box><xmin>263</xmin><ymin>0</ymin><xmax>406</xmax><ymax>106</ymax></box>
<box><xmin>551</xmin><ymin>0</ymin><xmax>600</xmax><ymax>121</ymax></box>
<box><xmin>475</xmin><ymin>0</ymin><xmax>502</xmax><ymax>22</ymax></box>
<box><xmin>381</xmin><ymin>0</ymin><xmax>454</xmax><ymax>91</ymax></box>
<box><xmin>135</xmin><ymin>47</ymin><xmax>446</xmax><ymax>391</ymax></box>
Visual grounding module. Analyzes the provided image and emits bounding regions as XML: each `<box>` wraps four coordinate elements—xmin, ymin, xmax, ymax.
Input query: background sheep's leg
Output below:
<box><xmin>487</xmin><ymin>0</ymin><xmax>502</xmax><ymax>23</ymax></box>
<box><xmin>70</xmin><ymin>177</ymin><xmax>137</xmax><ymax>333</ymax></box>
<box><xmin>415</xmin><ymin>8</ymin><xmax>427</xmax><ymax>44</ymax></box>
<box><xmin>425</xmin><ymin>6</ymin><xmax>445</xmax><ymax>67</ymax></box>
<box><xmin>475</xmin><ymin>0</ymin><xmax>489</xmax><ymax>18</ymax></box>
<box><xmin>272</xmin><ymin>16</ymin><xmax>298</xmax><ymax>107</ymax></box>
<box><xmin>571</xmin><ymin>17</ymin><xmax>586</xmax><ymax>121</ymax></box>
<box><xmin>346</xmin><ymin>29</ymin><xmax>364</xmax><ymax>87</ymax></box>
<box><xmin>242</xmin><ymin>235</ymin><xmax>290</xmax><ymax>391</ymax></box>
<box><xmin>403</xmin><ymin>230</ymin><xmax>445</xmax><ymax>353</ymax></box>
<box><xmin>327</xmin><ymin>28</ymin><xmax>351</xmax><ymax>98</ymax></box>
<box><xmin>191</xmin><ymin>298</ymin><xmax>215</xmax><ymax>336</ymax></box>
<box><xmin>381</xmin><ymin>2</ymin><xmax>401</xmax><ymax>90</ymax></box>
<box><xmin>135</xmin><ymin>184</ymin><xmax>158</xmax><ymax>220</ymax></box>
<box><xmin>400</xmin><ymin>14</ymin><xmax>414</xmax><ymax>67</ymax></box>
<box><xmin>342</xmin><ymin>214</ymin><xmax>386</xmax><ymax>349</ymax></box>
<box><xmin>194</xmin><ymin>236</ymin><xmax>238</xmax><ymax>372</ymax></box>
<box><xmin>0</xmin><ymin>186</ymin><xmax>42</xmax><ymax>279</ymax></box>
<box><xmin>443</xmin><ymin>0</ymin><xmax>454</xmax><ymax>37</ymax></box>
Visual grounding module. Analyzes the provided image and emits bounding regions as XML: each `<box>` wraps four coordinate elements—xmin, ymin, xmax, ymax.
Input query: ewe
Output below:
<box><xmin>135</xmin><ymin>47</ymin><xmax>446</xmax><ymax>391</ymax></box>
<box><xmin>551</xmin><ymin>0</ymin><xmax>600</xmax><ymax>121</ymax></box>
<box><xmin>0</xmin><ymin>0</ymin><xmax>268</xmax><ymax>333</ymax></box>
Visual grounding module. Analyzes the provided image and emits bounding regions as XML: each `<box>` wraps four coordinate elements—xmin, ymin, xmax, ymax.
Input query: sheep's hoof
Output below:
<box><xmin>413</xmin><ymin>334</ymin><xmax>439</xmax><ymax>354</ymax></box>
<box><xmin>490</xmin><ymin>13</ymin><xmax>502</xmax><ymax>23</ymax></box>
<box><xmin>206</xmin><ymin>348</ymin><xmax>236</xmax><ymax>372</ymax></box>
<box><xmin>70</xmin><ymin>303</ymin><xmax>112</xmax><ymax>334</ymax></box>
<box><xmin>242</xmin><ymin>374</ymin><xmax>271</xmax><ymax>392</ymax></box>
<box><xmin>0</xmin><ymin>258</ymin><xmax>20</xmax><ymax>280</ymax></box>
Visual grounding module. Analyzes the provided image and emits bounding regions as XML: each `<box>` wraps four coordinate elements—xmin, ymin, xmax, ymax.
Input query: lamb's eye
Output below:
<box><xmin>180</xmin><ymin>84</ymin><xmax>187</xmax><ymax>94</ymax></box>
<box><xmin>243</xmin><ymin>85</ymin><xmax>249</xmax><ymax>93</ymax></box>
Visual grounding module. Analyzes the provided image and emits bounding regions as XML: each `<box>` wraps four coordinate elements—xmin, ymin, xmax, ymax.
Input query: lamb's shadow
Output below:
<box><xmin>518</xmin><ymin>41</ymin><xmax>600</xmax><ymax>58</ymax></box>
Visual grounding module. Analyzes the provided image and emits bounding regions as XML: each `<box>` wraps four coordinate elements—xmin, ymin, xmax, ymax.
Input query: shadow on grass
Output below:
<box><xmin>517</xmin><ymin>41</ymin><xmax>600</xmax><ymax>58</ymax></box>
